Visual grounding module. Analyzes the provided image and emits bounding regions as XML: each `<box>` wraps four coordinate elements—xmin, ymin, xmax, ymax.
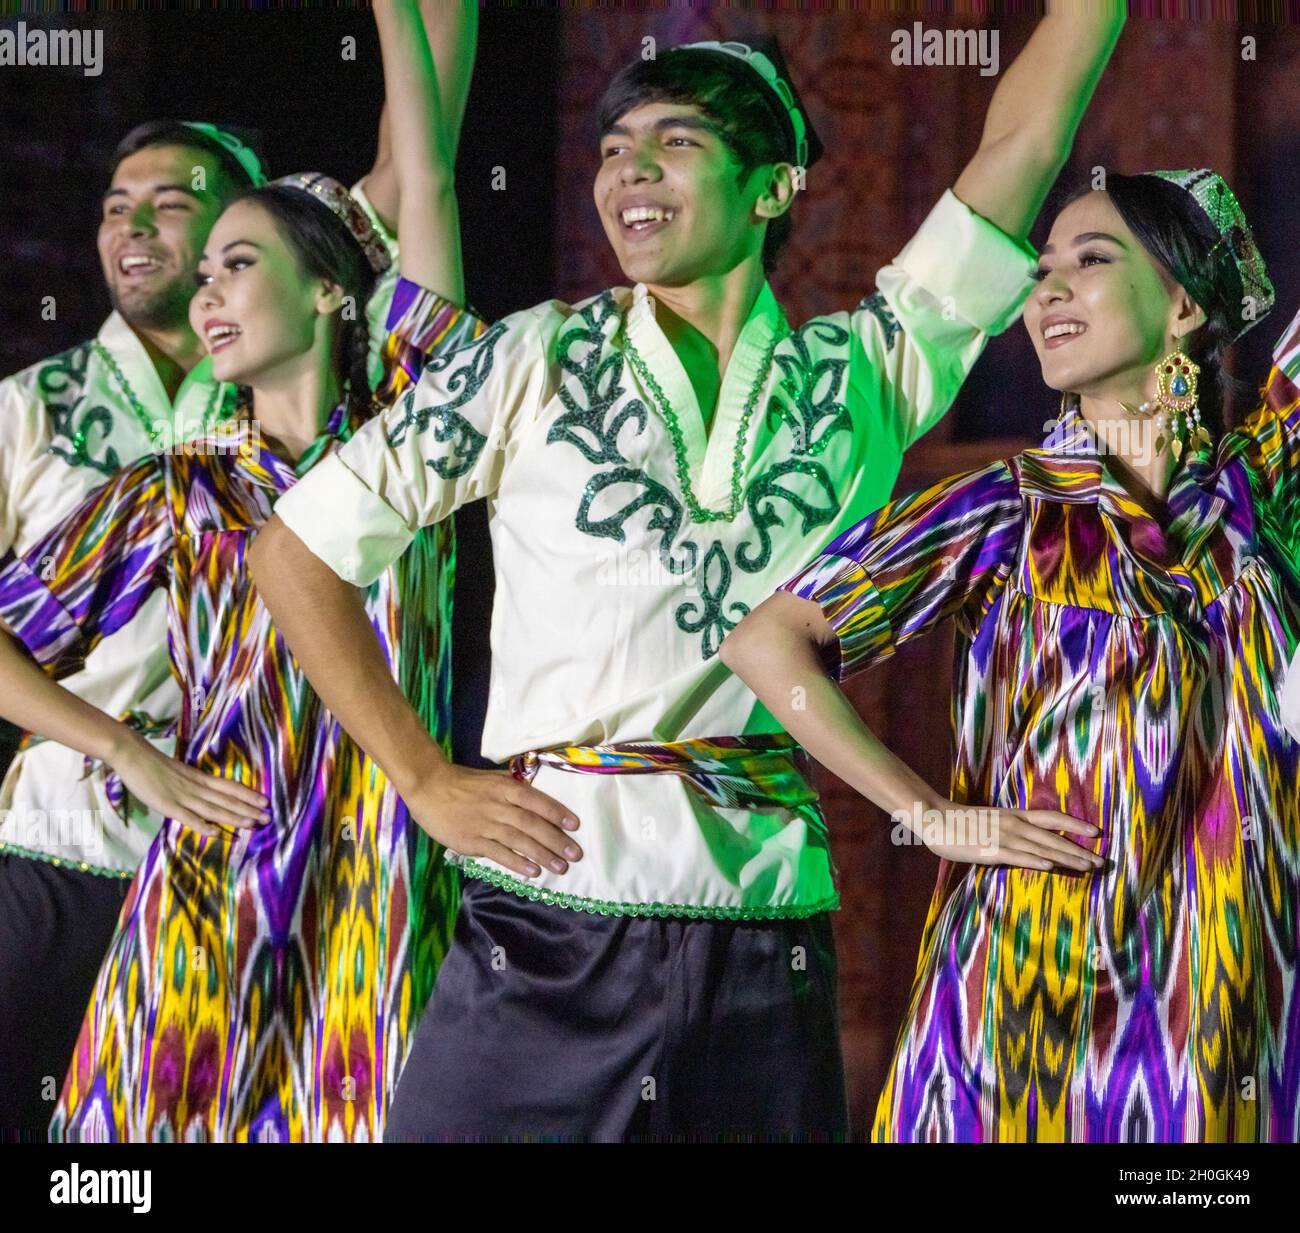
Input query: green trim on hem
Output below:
<box><xmin>0</xmin><ymin>840</ymin><xmax>135</xmax><ymax>880</ymax></box>
<box><xmin>451</xmin><ymin>857</ymin><xmax>840</xmax><ymax>920</ymax></box>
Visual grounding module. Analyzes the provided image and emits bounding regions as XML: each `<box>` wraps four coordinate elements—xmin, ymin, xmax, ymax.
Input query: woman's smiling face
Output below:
<box><xmin>189</xmin><ymin>197</ymin><xmax>332</xmax><ymax>387</ymax></box>
<box><xmin>1024</xmin><ymin>190</ymin><xmax>1202</xmax><ymax>404</ymax></box>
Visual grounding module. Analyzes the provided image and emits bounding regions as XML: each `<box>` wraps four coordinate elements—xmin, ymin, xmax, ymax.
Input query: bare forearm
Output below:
<box><xmin>248</xmin><ymin>517</ymin><xmax>450</xmax><ymax>799</ymax></box>
<box><xmin>375</xmin><ymin>0</ymin><xmax>464</xmax><ymax>300</ymax></box>
<box><xmin>720</xmin><ymin>598</ymin><xmax>944</xmax><ymax>822</ymax></box>
<box><xmin>0</xmin><ymin>629</ymin><xmax>132</xmax><ymax>763</ymax></box>
<box><xmin>953</xmin><ymin>5</ymin><xmax>1123</xmax><ymax>239</ymax></box>
<box><xmin>362</xmin><ymin>103</ymin><xmax>398</xmax><ymax>234</ymax></box>
<box><xmin>419</xmin><ymin>0</ymin><xmax>477</xmax><ymax>158</ymax></box>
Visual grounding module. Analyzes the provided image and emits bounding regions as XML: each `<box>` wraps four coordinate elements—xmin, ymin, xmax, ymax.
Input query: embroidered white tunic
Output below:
<box><xmin>273</xmin><ymin>188</ymin><xmax>1038</xmax><ymax>918</ymax></box>
<box><xmin>0</xmin><ymin>181</ymin><xmax>398</xmax><ymax>877</ymax></box>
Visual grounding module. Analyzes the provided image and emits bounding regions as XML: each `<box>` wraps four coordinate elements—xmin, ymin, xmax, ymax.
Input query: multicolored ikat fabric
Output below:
<box><xmin>0</xmin><ymin>278</ymin><xmax>482</xmax><ymax>1141</ymax></box>
<box><xmin>782</xmin><ymin>308</ymin><xmax>1300</xmax><ymax>1142</ymax></box>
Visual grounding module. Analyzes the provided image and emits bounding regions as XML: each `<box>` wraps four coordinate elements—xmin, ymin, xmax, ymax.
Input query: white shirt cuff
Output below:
<box><xmin>893</xmin><ymin>188</ymin><xmax>1037</xmax><ymax>337</ymax></box>
<box><xmin>273</xmin><ymin>452</ymin><xmax>413</xmax><ymax>588</ymax></box>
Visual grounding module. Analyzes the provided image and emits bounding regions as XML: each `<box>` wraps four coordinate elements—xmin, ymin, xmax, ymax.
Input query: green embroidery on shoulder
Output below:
<box><xmin>384</xmin><ymin>320</ymin><xmax>506</xmax><ymax>479</ymax></box>
<box><xmin>547</xmin><ymin>298</ymin><xmax>855</xmax><ymax>658</ymax></box>
<box><xmin>39</xmin><ymin>341</ymin><xmax>121</xmax><ymax>476</ymax></box>
<box><xmin>856</xmin><ymin>292</ymin><xmax>900</xmax><ymax>351</ymax></box>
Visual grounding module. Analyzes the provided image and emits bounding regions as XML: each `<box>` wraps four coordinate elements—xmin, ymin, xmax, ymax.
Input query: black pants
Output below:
<box><xmin>0</xmin><ymin>853</ymin><xmax>129</xmax><ymax>1140</ymax></box>
<box><xmin>386</xmin><ymin>876</ymin><xmax>849</xmax><ymax>1142</ymax></box>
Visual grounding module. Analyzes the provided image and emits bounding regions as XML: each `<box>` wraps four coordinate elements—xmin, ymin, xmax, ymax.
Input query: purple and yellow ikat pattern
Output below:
<box><xmin>510</xmin><ymin>733</ymin><xmax>821</xmax><ymax>819</ymax></box>
<box><xmin>782</xmin><ymin>308</ymin><xmax>1300</xmax><ymax>1142</ymax></box>
<box><xmin>0</xmin><ymin>279</ymin><xmax>484</xmax><ymax>1141</ymax></box>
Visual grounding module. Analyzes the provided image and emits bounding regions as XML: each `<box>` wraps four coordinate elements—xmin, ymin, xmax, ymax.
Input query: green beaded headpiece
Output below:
<box><xmin>1145</xmin><ymin>168</ymin><xmax>1273</xmax><ymax>342</ymax></box>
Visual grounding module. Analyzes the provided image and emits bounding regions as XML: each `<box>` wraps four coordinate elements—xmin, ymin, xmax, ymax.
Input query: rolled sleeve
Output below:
<box><xmin>273</xmin><ymin>452</ymin><xmax>414</xmax><ymax>589</ymax></box>
<box><xmin>779</xmin><ymin>553</ymin><xmax>893</xmax><ymax>682</ymax></box>
<box><xmin>0</xmin><ymin>550</ymin><xmax>89</xmax><ymax>676</ymax></box>
<box><xmin>890</xmin><ymin>188</ymin><xmax>1037</xmax><ymax>336</ymax></box>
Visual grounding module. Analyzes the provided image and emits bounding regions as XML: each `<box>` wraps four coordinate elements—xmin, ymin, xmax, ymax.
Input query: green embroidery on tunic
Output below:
<box><xmin>385</xmin><ymin>320</ymin><xmax>506</xmax><ymax>478</ymax></box>
<box><xmin>549</xmin><ymin>294</ymin><xmax>855</xmax><ymax>658</ymax></box>
<box><xmin>856</xmin><ymin>292</ymin><xmax>900</xmax><ymax>351</ymax></box>
<box><xmin>39</xmin><ymin>341</ymin><xmax>121</xmax><ymax>476</ymax></box>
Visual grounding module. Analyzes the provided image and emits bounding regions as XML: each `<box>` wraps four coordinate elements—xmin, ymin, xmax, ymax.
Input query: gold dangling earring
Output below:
<box><xmin>1148</xmin><ymin>348</ymin><xmax>1210</xmax><ymax>460</ymax></box>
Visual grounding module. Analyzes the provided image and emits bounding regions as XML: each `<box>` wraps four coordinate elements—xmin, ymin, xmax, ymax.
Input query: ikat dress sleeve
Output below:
<box><xmin>778</xmin><ymin>458</ymin><xmax>1023</xmax><ymax>682</ymax></box>
<box><xmin>1241</xmin><ymin>304</ymin><xmax>1300</xmax><ymax>563</ymax></box>
<box><xmin>0</xmin><ymin>456</ymin><xmax>173</xmax><ymax>679</ymax></box>
<box><xmin>848</xmin><ymin>189</ymin><xmax>1038</xmax><ymax>455</ymax></box>
<box><xmin>272</xmin><ymin>303</ymin><xmax>553</xmax><ymax>588</ymax></box>
<box><xmin>372</xmin><ymin>275</ymin><xmax>488</xmax><ymax>406</ymax></box>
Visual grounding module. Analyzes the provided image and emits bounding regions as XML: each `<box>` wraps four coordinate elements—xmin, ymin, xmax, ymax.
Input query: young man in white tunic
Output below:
<box><xmin>252</xmin><ymin>13</ymin><xmax>1125</xmax><ymax>1138</ymax></box>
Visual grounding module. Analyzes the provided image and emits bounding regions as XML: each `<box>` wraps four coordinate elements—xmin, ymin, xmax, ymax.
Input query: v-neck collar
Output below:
<box><xmin>624</xmin><ymin>281</ymin><xmax>783</xmax><ymax>510</ymax></box>
<box><xmin>96</xmin><ymin>312</ymin><xmax>221</xmax><ymax>424</ymax></box>
<box><xmin>234</xmin><ymin>400</ymin><xmax>357</xmax><ymax>492</ymax></box>
<box><xmin>1033</xmin><ymin>397</ymin><xmax>1240</xmax><ymax>606</ymax></box>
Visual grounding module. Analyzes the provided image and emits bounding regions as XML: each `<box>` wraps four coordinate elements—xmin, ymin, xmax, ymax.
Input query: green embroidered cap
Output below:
<box><xmin>1145</xmin><ymin>168</ymin><xmax>1273</xmax><ymax>341</ymax></box>
<box><xmin>180</xmin><ymin>120</ymin><xmax>267</xmax><ymax>188</ymax></box>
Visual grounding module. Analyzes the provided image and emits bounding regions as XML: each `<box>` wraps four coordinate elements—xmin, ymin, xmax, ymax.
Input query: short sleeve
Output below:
<box><xmin>1241</xmin><ymin>305</ymin><xmax>1300</xmax><ymax>557</ymax></box>
<box><xmin>0</xmin><ymin>456</ymin><xmax>172</xmax><ymax>678</ymax></box>
<box><xmin>373</xmin><ymin>276</ymin><xmax>487</xmax><ymax>405</ymax></box>
<box><xmin>778</xmin><ymin>459</ymin><xmax>1023</xmax><ymax>681</ymax></box>
<box><xmin>272</xmin><ymin>305</ymin><xmax>553</xmax><ymax>588</ymax></box>
<box><xmin>849</xmin><ymin>189</ymin><xmax>1037</xmax><ymax>453</ymax></box>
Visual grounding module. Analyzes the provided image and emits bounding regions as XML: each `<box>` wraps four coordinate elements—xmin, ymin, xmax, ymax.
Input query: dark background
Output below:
<box><xmin>2</xmin><ymin>5</ymin><xmax>1298</xmax><ymax>1128</ymax></box>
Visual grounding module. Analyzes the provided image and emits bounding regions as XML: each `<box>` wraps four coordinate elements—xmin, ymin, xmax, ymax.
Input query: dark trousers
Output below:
<box><xmin>0</xmin><ymin>853</ymin><xmax>129</xmax><ymax>1140</ymax></box>
<box><xmin>386</xmin><ymin>876</ymin><xmax>849</xmax><ymax>1142</ymax></box>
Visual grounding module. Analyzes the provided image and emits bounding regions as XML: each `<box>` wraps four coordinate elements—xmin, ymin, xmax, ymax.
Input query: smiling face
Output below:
<box><xmin>1024</xmin><ymin>191</ymin><xmax>1204</xmax><ymax>404</ymax></box>
<box><xmin>189</xmin><ymin>197</ymin><xmax>339</xmax><ymax>388</ymax></box>
<box><xmin>98</xmin><ymin>143</ymin><xmax>232</xmax><ymax>331</ymax></box>
<box><xmin>593</xmin><ymin>101</ymin><xmax>779</xmax><ymax>288</ymax></box>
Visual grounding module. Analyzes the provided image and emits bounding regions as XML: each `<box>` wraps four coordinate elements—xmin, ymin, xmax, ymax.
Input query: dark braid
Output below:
<box><xmin>339</xmin><ymin>310</ymin><xmax>376</xmax><ymax>421</ymax></box>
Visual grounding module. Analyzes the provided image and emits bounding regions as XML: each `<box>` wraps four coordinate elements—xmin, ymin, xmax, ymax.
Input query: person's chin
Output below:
<box><xmin>210</xmin><ymin>350</ymin><xmax>252</xmax><ymax>386</ymax></box>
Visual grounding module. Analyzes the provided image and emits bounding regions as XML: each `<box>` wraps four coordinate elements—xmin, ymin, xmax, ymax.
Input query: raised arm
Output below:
<box><xmin>360</xmin><ymin>1</ymin><xmax>477</xmax><ymax>238</ymax></box>
<box><xmin>952</xmin><ymin>2</ymin><xmax>1125</xmax><ymax>240</ymax></box>
<box><xmin>372</xmin><ymin>0</ymin><xmax>477</xmax><ymax>301</ymax></box>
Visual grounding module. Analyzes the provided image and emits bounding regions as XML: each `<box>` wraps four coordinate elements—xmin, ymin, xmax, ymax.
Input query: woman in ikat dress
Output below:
<box><xmin>722</xmin><ymin>170</ymin><xmax>1300</xmax><ymax>1142</ymax></box>
<box><xmin>0</xmin><ymin>3</ymin><xmax>482</xmax><ymax>1140</ymax></box>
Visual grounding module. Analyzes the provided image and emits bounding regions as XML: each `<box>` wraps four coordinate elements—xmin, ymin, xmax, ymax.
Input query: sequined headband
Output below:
<box><xmin>270</xmin><ymin>173</ymin><xmax>392</xmax><ymax>275</ymax></box>
<box><xmin>1144</xmin><ymin>168</ymin><xmax>1273</xmax><ymax>342</ymax></box>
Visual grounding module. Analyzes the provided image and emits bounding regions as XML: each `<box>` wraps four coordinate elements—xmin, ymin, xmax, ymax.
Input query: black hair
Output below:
<box><xmin>598</xmin><ymin>49</ymin><xmax>796</xmax><ymax>274</ymax></box>
<box><xmin>239</xmin><ymin>184</ymin><xmax>379</xmax><ymax>423</ymax></box>
<box><xmin>111</xmin><ymin>120</ymin><xmax>264</xmax><ymax>205</ymax></box>
<box><xmin>1062</xmin><ymin>172</ymin><xmax>1253</xmax><ymax>436</ymax></box>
